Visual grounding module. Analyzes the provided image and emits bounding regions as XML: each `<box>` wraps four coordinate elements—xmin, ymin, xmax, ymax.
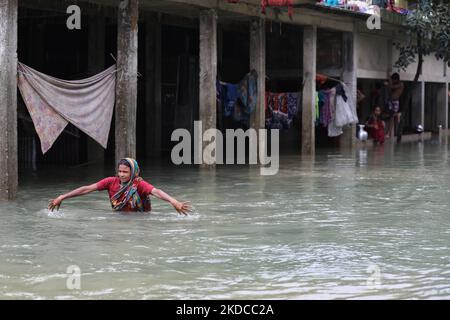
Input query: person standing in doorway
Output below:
<box><xmin>385</xmin><ymin>73</ymin><xmax>404</xmax><ymax>139</ymax></box>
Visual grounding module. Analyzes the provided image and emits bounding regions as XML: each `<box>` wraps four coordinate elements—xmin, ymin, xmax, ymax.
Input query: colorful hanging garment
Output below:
<box><xmin>238</xmin><ymin>69</ymin><xmax>258</xmax><ymax>115</ymax></box>
<box><xmin>261</xmin><ymin>0</ymin><xmax>294</xmax><ymax>18</ymax></box>
<box><xmin>265</xmin><ymin>92</ymin><xmax>299</xmax><ymax>130</ymax></box>
<box><xmin>217</xmin><ymin>70</ymin><xmax>258</xmax><ymax>127</ymax></box>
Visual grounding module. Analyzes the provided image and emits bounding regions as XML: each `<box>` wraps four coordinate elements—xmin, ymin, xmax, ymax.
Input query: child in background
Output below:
<box><xmin>366</xmin><ymin>106</ymin><xmax>385</xmax><ymax>144</ymax></box>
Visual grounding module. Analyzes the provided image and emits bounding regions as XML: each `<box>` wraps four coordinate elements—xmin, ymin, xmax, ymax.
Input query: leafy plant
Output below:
<box><xmin>394</xmin><ymin>1</ymin><xmax>450</xmax><ymax>81</ymax></box>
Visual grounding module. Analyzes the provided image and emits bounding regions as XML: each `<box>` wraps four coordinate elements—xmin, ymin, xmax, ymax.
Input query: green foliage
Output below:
<box><xmin>394</xmin><ymin>1</ymin><xmax>450</xmax><ymax>72</ymax></box>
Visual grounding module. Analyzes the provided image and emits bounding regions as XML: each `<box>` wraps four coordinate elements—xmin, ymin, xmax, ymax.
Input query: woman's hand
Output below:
<box><xmin>172</xmin><ymin>200</ymin><xmax>192</xmax><ymax>216</ymax></box>
<box><xmin>48</xmin><ymin>196</ymin><xmax>63</xmax><ymax>212</ymax></box>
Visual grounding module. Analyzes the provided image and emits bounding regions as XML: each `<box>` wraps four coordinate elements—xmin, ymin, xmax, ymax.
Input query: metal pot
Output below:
<box><xmin>358</xmin><ymin>124</ymin><xmax>368</xmax><ymax>141</ymax></box>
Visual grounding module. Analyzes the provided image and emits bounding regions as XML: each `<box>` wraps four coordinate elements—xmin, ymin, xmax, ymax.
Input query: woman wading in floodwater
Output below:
<box><xmin>48</xmin><ymin>158</ymin><xmax>191</xmax><ymax>215</ymax></box>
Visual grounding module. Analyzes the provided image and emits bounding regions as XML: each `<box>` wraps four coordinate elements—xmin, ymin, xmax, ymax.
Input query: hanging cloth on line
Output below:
<box><xmin>217</xmin><ymin>70</ymin><xmax>258</xmax><ymax>126</ymax></box>
<box><xmin>17</xmin><ymin>62</ymin><xmax>116</xmax><ymax>154</ymax></box>
<box><xmin>261</xmin><ymin>0</ymin><xmax>294</xmax><ymax>18</ymax></box>
<box><xmin>265</xmin><ymin>92</ymin><xmax>300</xmax><ymax>130</ymax></box>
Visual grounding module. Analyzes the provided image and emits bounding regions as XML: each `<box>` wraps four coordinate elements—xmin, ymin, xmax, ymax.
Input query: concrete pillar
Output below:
<box><xmin>0</xmin><ymin>0</ymin><xmax>18</xmax><ymax>200</ymax></box>
<box><xmin>87</xmin><ymin>15</ymin><xmax>105</xmax><ymax>164</ymax></box>
<box><xmin>340</xmin><ymin>32</ymin><xmax>356</xmax><ymax>151</ymax></box>
<box><xmin>144</xmin><ymin>12</ymin><xmax>162</xmax><ymax>158</ymax></box>
<box><xmin>115</xmin><ymin>0</ymin><xmax>139</xmax><ymax>164</ymax></box>
<box><xmin>249</xmin><ymin>17</ymin><xmax>266</xmax><ymax>160</ymax></box>
<box><xmin>421</xmin><ymin>81</ymin><xmax>425</xmax><ymax>129</ymax></box>
<box><xmin>301</xmin><ymin>25</ymin><xmax>317</xmax><ymax>155</ymax></box>
<box><xmin>446</xmin><ymin>82</ymin><xmax>449</xmax><ymax>130</ymax></box>
<box><xmin>411</xmin><ymin>81</ymin><xmax>425</xmax><ymax>130</ymax></box>
<box><xmin>436</xmin><ymin>82</ymin><xmax>448</xmax><ymax>130</ymax></box>
<box><xmin>198</xmin><ymin>9</ymin><xmax>217</xmax><ymax>166</ymax></box>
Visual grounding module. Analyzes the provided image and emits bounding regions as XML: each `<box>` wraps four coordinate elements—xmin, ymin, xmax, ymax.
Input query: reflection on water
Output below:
<box><xmin>1</xmin><ymin>140</ymin><xmax>450</xmax><ymax>299</ymax></box>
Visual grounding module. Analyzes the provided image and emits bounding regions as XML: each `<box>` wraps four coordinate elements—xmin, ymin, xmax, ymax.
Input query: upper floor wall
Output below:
<box><xmin>356</xmin><ymin>31</ymin><xmax>449</xmax><ymax>83</ymax></box>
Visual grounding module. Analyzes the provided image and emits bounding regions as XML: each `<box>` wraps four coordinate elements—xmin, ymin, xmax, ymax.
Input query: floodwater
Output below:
<box><xmin>2</xmin><ymin>139</ymin><xmax>450</xmax><ymax>299</ymax></box>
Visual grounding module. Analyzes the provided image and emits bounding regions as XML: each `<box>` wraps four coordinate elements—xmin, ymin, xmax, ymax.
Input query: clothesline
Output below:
<box><xmin>17</xmin><ymin>66</ymin><xmax>122</xmax><ymax>78</ymax></box>
<box><xmin>317</xmin><ymin>73</ymin><xmax>343</xmax><ymax>84</ymax></box>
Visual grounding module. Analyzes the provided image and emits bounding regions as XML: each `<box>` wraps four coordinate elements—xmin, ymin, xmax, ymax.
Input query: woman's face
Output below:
<box><xmin>374</xmin><ymin>107</ymin><xmax>381</xmax><ymax>116</ymax></box>
<box><xmin>118</xmin><ymin>164</ymin><xmax>132</xmax><ymax>183</ymax></box>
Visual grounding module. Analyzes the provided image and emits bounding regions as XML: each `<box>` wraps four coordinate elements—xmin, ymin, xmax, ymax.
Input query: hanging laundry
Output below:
<box><xmin>238</xmin><ymin>69</ymin><xmax>258</xmax><ymax>115</ymax></box>
<box><xmin>328</xmin><ymin>119</ymin><xmax>343</xmax><ymax>137</ymax></box>
<box><xmin>316</xmin><ymin>73</ymin><xmax>328</xmax><ymax>86</ymax></box>
<box><xmin>318</xmin><ymin>91</ymin><xmax>327</xmax><ymax>126</ymax></box>
<box><xmin>315</xmin><ymin>82</ymin><xmax>358</xmax><ymax>137</ymax></box>
<box><xmin>261</xmin><ymin>0</ymin><xmax>294</xmax><ymax>18</ymax></box>
<box><xmin>335</xmin><ymin>83</ymin><xmax>348</xmax><ymax>102</ymax></box>
<box><xmin>265</xmin><ymin>92</ymin><xmax>299</xmax><ymax>130</ymax></box>
<box><xmin>216</xmin><ymin>70</ymin><xmax>258</xmax><ymax>127</ymax></box>
<box><xmin>286</xmin><ymin>92</ymin><xmax>299</xmax><ymax>120</ymax></box>
<box><xmin>327</xmin><ymin>87</ymin><xmax>337</xmax><ymax>122</ymax></box>
<box><xmin>319</xmin><ymin>88</ymin><xmax>336</xmax><ymax>127</ymax></box>
<box><xmin>17</xmin><ymin>62</ymin><xmax>116</xmax><ymax>154</ymax></box>
<box><xmin>327</xmin><ymin>87</ymin><xmax>342</xmax><ymax>137</ymax></box>
<box><xmin>334</xmin><ymin>83</ymin><xmax>358</xmax><ymax>127</ymax></box>
<box><xmin>315</xmin><ymin>92</ymin><xmax>320</xmax><ymax>122</ymax></box>
<box><xmin>221</xmin><ymin>83</ymin><xmax>240</xmax><ymax>117</ymax></box>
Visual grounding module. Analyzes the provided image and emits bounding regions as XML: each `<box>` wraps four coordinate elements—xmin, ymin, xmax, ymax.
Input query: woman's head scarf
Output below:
<box><xmin>111</xmin><ymin>158</ymin><xmax>146</xmax><ymax>211</ymax></box>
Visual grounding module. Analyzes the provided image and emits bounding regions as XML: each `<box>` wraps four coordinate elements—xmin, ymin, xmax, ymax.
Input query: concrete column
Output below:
<box><xmin>340</xmin><ymin>32</ymin><xmax>356</xmax><ymax>151</ymax></box>
<box><xmin>436</xmin><ymin>82</ymin><xmax>448</xmax><ymax>130</ymax></box>
<box><xmin>0</xmin><ymin>0</ymin><xmax>18</xmax><ymax>200</ymax></box>
<box><xmin>87</xmin><ymin>15</ymin><xmax>105</xmax><ymax>163</ymax></box>
<box><xmin>421</xmin><ymin>81</ymin><xmax>425</xmax><ymax>129</ymax></box>
<box><xmin>144</xmin><ymin>12</ymin><xmax>162</xmax><ymax>158</ymax></box>
<box><xmin>444</xmin><ymin>82</ymin><xmax>449</xmax><ymax>129</ymax></box>
<box><xmin>249</xmin><ymin>17</ymin><xmax>266</xmax><ymax>160</ymax></box>
<box><xmin>301</xmin><ymin>25</ymin><xmax>317</xmax><ymax>155</ymax></box>
<box><xmin>115</xmin><ymin>0</ymin><xmax>139</xmax><ymax>164</ymax></box>
<box><xmin>198</xmin><ymin>9</ymin><xmax>217</xmax><ymax>166</ymax></box>
<box><xmin>411</xmin><ymin>81</ymin><xmax>425</xmax><ymax>129</ymax></box>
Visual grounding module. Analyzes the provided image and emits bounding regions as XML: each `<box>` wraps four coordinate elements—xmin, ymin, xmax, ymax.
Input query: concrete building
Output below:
<box><xmin>1</xmin><ymin>0</ymin><xmax>449</xmax><ymax>200</ymax></box>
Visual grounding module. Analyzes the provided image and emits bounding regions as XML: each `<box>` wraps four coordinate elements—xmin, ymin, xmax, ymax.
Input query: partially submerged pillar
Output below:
<box><xmin>249</xmin><ymin>17</ymin><xmax>266</xmax><ymax>161</ymax></box>
<box><xmin>436</xmin><ymin>82</ymin><xmax>448</xmax><ymax>130</ymax></box>
<box><xmin>115</xmin><ymin>0</ymin><xmax>139</xmax><ymax>164</ymax></box>
<box><xmin>340</xmin><ymin>31</ymin><xmax>356</xmax><ymax>150</ymax></box>
<box><xmin>87</xmin><ymin>14</ymin><xmax>106</xmax><ymax>164</ymax></box>
<box><xmin>198</xmin><ymin>9</ymin><xmax>217</xmax><ymax>166</ymax></box>
<box><xmin>301</xmin><ymin>25</ymin><xmax>317</xmax><ymax>155</ymax></box>
<box><xmin>144</xmin><ymin>13</ymin><xmax>162</xmax><ymax>158</ymax></box>
<box><xmin>411</xmin><ymin>81</ymin><xmax>425</xmax><ymax>129</ymax></box>
<box><xmin>0</xmin><ymin>0</ymin><xmax>18</xmax><ymax>200</ymax></box>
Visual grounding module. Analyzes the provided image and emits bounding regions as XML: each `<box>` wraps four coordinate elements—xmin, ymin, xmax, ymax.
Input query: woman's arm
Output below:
<box><xmin>151</xmin><ymin>188</ymin><xmax>191</xmax><ymax>215</ymax></box>
<box><xmin>48</xmin><ymin>183</ymin><xmax>98</xmax><ymax>211</ymax></box>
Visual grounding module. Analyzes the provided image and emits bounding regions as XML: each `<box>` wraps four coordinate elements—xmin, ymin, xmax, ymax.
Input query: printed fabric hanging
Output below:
<box><xmin>216</xmin><ymin>70</ymin><xmax>258</xmax><ymax>127</ymax></box>
<box><xmin>17</xmin><ymin>62</ymin><xmax>116</xmax><ymax>154</ymax></box>
<box><xmin>261</xmin><ymin>0</ymin><xmax>294</xmax><ymax>18</ymax></box>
